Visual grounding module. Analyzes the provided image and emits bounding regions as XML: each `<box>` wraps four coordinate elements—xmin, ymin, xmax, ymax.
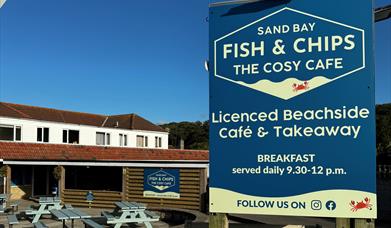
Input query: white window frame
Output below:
<box><xmin>16</xmin><ymin>126</ymin><xmax>22</xmax><ymax>141</ymax></box>
<box><xmin>0</xmin><ymin>124</ymin><xmax>22</xmax><ymax>142</ymax></box>
<box><xmin>37</xmin><ymin>127</ymin><xmax>50</xmax><ymax>143</ymax></box>
<box><xmin>119</xmin><ymin>134</ymin><xmax>128</xmax><ymax>147</ymax></box>
<box><xmin>155</xmin><ymin>136</ymin><xmax>162</xmax><ymax>148</ymax></box>
<box><xmin>96</xmin><ymin>132</ymin><xmax>111</xmax><ymax>146</ymax></box>
<box><xmin>62</xmin><ymin>129</ymin><xmax>80</xmax><ymax>144</ymax></box>
<box><xmin>136</xmin><ymin>135</ymin><xmax>148</xmax><ymax>148</ymax></box>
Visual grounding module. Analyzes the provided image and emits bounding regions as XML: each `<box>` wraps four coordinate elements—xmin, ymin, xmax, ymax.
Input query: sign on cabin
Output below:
<box><xmin>144</xmin><ymin>168</ymin><xmax>180</xmax><ymax>199</ymax></box>
<box><xmin>209</xmin><ymin>0</ymin><xmax>376</xmax><ymax>218</ymax></box>
<box><xmin>86</xmin><ymin>191</ymin><xmax>94</xmax><ymax>202</ymax></box>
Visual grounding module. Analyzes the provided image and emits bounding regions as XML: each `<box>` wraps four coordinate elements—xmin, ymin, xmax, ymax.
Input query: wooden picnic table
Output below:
<box><xmin>102</xmin><ymin>201</ymin><xmax>159</xmax><ymax>228</ymax></box>
<box><xmin>51</xmin><ymin>207</ymin><xmax>91</xmax><ymax>228</ymax></box>
<box><xmin>26</xmin><ymin>197</ymin><xmax>63</xmax><ymax>223</ymax></box>
<box><xmin>39</xmin><ymin>196</ymin><xmax>61</xmax><ymax>204</ymax></box>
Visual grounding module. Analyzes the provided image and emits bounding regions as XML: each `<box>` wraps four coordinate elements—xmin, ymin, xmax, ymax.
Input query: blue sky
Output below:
<box><xmin>0</xmin><ymin>0</ymin><xmax>390</xmax><ymax>123</ymax></box>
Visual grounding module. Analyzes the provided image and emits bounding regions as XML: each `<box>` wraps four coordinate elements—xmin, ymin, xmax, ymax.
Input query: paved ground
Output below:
<box><xmin>0</xmin><ymin>199</ymin><xmax>168</xmax><ymax>228</ymax></box>
<box><xmin>2</xmin><ymin>199</ymin><xmax>389</xmax><ymax>228</ymax></box>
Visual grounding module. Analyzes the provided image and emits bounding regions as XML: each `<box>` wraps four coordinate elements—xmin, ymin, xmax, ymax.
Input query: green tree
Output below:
<box><xmin>376</xmin><ymin>104</ymin><xmax>391</xmax><ymax>157</ymax></box>
<box><xmin>160</xmin><ymin>121</ymin><xmax>209</xmax><ymax>150</ymax></box>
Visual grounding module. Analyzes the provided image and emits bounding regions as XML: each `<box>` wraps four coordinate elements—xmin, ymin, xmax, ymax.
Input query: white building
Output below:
<box><xmin>0</xmin><ymin>102</ymin><xmax>169</xmax><ymax>149</ymax></box>
<box><xmin>0</xmin><ymin>102</ymin><xmax>208</xmax><ymax>211</ymax></box>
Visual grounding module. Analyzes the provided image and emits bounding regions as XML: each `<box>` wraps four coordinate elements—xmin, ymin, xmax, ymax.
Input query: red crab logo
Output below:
<box><xmin>349</xmin><ymin>197</ymin><xmax>372</xmax><ymax>212</ymax></box>
<box><xmin>292</xmin><ymin>81</ymin><xmax>309</xmax><ymax>92</ymax></box>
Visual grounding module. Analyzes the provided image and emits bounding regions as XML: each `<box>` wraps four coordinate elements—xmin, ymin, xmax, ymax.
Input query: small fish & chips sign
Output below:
<box><xmin>144</xmin><ymin>168</ymin><xmax>180</xmax><ymax>199</ymax></box>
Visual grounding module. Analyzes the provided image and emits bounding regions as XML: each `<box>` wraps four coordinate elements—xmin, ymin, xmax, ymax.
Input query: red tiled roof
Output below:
<box><xmin>0</xmin><ymin>102</ymin><xmax>166</xmax><ymax>132</ymax></box>
<box><xmin>0</xmin><ymin>142</ymin><xmax>209</xmax><ymax>162</ymax></box>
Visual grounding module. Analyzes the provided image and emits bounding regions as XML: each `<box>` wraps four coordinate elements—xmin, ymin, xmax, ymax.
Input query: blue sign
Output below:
<box><xmin>144</xmin><ymin>168</ymin><xmax>180</xmax><ymax>199</ymax></box>
<box><xmin>209</xmin><ymin>0</ymin><xmax>376</xmax><ymax>218</ymax></box>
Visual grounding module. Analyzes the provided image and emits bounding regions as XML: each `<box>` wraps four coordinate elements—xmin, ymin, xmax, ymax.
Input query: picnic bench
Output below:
<box><xmin>102</xmin><ymin>201</ymin><xmax>160</xmax><ymax>228</ymax></box>
<box><xmin>26</xmin><ymin>196</ymin><xmax>63</xmax><ymax>223</ymax></box>
<box><xmin>51</xmin><ymin>207</ymin><xmax>91</xmax><ymax>228</ymax></box>
<box><xmin>33</xmin><ymin>221</ymin><xmax>49</xmax><ymax>228</ymax></box>
<box><xmin>82</xmin><ymin>218</ymin><xmax>104</xmax><ymax>228</ymax></box>
<box><xmin>7</xmin><ymin>214</ymin><xmax>19</xmax><ymax>228</ymax></box>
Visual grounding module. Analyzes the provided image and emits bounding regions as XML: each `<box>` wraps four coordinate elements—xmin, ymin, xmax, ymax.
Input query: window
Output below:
<box><xmin>69</xmin><ymin>130</ymin><xmax>79</xmax><ymax>144</ymax></box>
<box><xmin>1</xmin><ymin>126</ymin><xmax>14</xmax><ymax>141</ymax></box>
<box><xmin>15</xmin><ymin>126</ymin><xmax>22</xmax><ymax>141</ymax></box>
<box><xmin>96</xmin><ymin>132</ymin><xmax>110</xmax><ymax>146</ymax></box>
<box><xmin>63</xmin><ymin>129</ymin><xmax>79</xmax><ymax>144</ymax></box>
<box><xmin>0</xmin><ymin>125</ymin><xmax>21</xmax><ymax>141</ymax></box>
<box><xmin>136</xmin><ymin>135</ymin><xmax>143</xmax><ymax>147</ymax></box>
<box><xmin>155</xmin><ymin>136</ymin><xmax>162</xmax><ymax>148</ymax></box>
<box><xmin>63</xmin><ymin>130</ymin><xmax>67</xmax><ymax>143</ymax></box>
<box><xmin>15</xmin><ymin>126</ymin><xmax>21</xmax><ymax>141</ymax></box>
<box><xmin>119</xmin><ymin>134</ymin><xmax>127</xmax><ymax>147</ymax></box>
<box><xmin>96</xmin><ymin>132</ymin><xmax>104</xmax><ymax>145</ymax></box>
<box><xmin>107</xmin><ymin>133</ymin><xmax>110</xmax><ymax>145</ymax></box>
<box><xmin>136</xmin><ymin>135</ymin><xmax>148</xmax><ymax>147</ymax></box>
<box><xmin>37</xmin><ymin>127</ymin><xmax>49</xmax><ymax>142</ymax></box>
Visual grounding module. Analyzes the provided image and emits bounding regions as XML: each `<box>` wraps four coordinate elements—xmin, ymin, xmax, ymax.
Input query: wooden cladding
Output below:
<box><xmin>62</xmin><ymin>167</ymin><xmax>207</xmax><ymax>211</ymax></box>
<box><xmin>62</xmin><ymin>189</ymin><xmax>122</xmax><ymax>208</ymax></box>
<box><xmin>125</xmin><ymin>168</ymin><xmax>207</xmax><ymax>211</ymax></box>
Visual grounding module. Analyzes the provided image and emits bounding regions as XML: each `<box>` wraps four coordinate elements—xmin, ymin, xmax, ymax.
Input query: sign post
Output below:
<box><xmin>210</xmin><ymin>213</ymin><xmax>228</xmax><ymax>228</ymax></box>
<box><xmin>86</xmin><ymin>191</ymin><xmax>94</xmax><ymax>208</ymax></box>
<box><xmin>209</xmin><ymin>0</ymin><xmax>376</xmax><ymax>224</ymax></box>
<box><xmin>336</xmin><ymin>218</ymin><xmax>350</xmax><ymax>228</ymax></box>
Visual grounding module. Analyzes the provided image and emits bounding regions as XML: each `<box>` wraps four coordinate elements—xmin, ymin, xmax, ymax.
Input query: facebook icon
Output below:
<box><xmin>326</xmin><ymin>201</ymin><xmax>336</xmax><ymax>211</ymax></box>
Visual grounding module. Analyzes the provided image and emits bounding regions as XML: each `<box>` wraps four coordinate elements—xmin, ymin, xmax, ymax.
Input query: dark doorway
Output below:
<box><xmin>33</xmin><ymin>166</ymin><xmax>56</xmax><ymax>196</ymax></box>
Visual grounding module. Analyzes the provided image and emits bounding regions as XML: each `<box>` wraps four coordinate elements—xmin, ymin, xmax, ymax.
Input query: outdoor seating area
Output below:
<box><xmin>0</xmin><ymin>196</ymin><xmax>161</xmax><ymax>227</ymax></box>
<box><xmin>102</xmin><ymin>201</ymin><xmax>159</xmax><ymax>228</ymax></box>
<box><xmin>25</xmin><ymin>197</ymin><xmax>63</xmax><ymax>223</ymax></box>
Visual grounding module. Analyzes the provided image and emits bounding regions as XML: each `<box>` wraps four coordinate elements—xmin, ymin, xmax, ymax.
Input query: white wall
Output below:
<box><xmin>0</xmin><ymin>116</ymin><xmax>169</xmax><ymax>149</ymax></box>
